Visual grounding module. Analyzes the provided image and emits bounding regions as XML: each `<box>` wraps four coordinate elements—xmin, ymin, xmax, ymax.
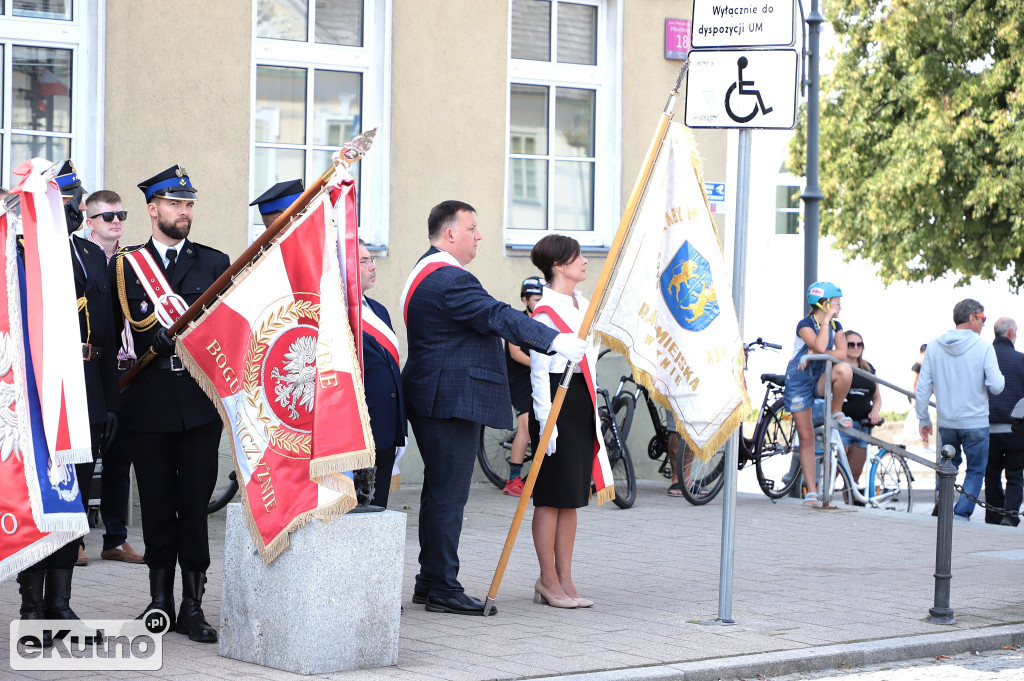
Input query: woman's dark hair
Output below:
<box><xmin>844</xmin><ymin>329</ymin><xmax>874</xmax><ymax>373</ymax></box>
<box><xmin>530</xmin><ymin>234</ymin><xmax>581</xmax><ymax>282</ymax></box>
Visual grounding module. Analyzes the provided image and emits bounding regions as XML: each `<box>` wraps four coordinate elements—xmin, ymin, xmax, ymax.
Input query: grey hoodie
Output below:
<box><xmin>916</xmin><ymin>329</ymin><xmax>1005</xmax><ymax>430</ymax></box>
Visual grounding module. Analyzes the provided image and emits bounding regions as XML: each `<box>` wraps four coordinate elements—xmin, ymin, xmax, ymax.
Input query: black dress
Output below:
<box><xmin>528</xmin><ymin>373</ymin><xmax>595</xmax><ymax>509</ymax></box>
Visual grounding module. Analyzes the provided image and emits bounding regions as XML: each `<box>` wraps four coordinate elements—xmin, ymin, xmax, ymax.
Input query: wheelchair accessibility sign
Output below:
<box><xmin>684</xmin><ymin>49</ymin><xmax>798</xmax><ymax>129</ymax></box>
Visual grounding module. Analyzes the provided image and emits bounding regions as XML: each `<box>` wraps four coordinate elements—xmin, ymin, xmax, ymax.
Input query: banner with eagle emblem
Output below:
<box><xmin>177</xmin><ymin>169</ymin><xmax>374</xmax><ymax>563</ymax></box>
<box><xmin>593</xmin><ymin>123</ymin><xmax>748</xmax><ymax>460</ymax></box>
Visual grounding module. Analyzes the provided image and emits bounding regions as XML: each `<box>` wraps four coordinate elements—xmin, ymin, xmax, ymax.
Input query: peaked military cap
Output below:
<box><xmin>249</xmin><ymin>179</ymin><xmax>304</xmax><ymax>215</ymax></box>
<box><xmin>138</xmin><ymin>164</ymin><xmax>198</xmax><ymax>202</ymax></box>
<box><xmin>56</xmin><ymin>159</ymin><xmax>87</xmax><ymax>199</ymax></box>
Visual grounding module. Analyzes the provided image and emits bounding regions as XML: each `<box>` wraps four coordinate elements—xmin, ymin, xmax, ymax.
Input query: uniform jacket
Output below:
<box><xmin>71</xmin><ymin>235</ymin><xmax>119</xmax><ymax>424</ymax></box>
<box><xmin>362</xmin><ymin>296</ymin><xmax>406</xmax><ymax>450</ymax></box>
<box><xmin>401</xmin><ymin>247</ymin><xmax>559</xmax><ymax>430</ymax></box>
<box><xmin>110</xmin><ymin>237</ymin><xmax>230</xmax><ymax>432</ymax></box>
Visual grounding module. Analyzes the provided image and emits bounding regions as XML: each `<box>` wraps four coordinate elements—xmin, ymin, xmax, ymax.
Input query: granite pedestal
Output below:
<box><xmin>219</xmin><ymin>504</ymin><xmax>405</xmax><ymax>674</ymax></box>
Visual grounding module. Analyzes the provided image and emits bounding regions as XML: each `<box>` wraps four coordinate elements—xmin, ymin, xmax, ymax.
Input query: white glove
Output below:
<box><xmin>539</xmin><ymin>420</ymin><xmax>558</xmax><ymax>456</ymax></box>
<box><xmin>550</xmin><ymin>333</ymin><xmax>587</xmax><ymax>363</ymax></box>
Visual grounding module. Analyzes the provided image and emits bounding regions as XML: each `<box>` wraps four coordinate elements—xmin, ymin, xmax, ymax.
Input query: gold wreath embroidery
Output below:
<box><xmin>243</xmin><ymin>299</ymin><xmax>320</xmax><ymax>455</ymax></box>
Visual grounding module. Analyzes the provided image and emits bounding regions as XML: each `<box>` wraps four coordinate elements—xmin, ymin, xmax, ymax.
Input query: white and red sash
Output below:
<box><xmin>532</xmin><ymin>304</ymin><xmax>615</xmax><ymax>505</ymax></box>
<box><xmin>399</xmin><ymin>250</ymin><xmax>462</xmax><ymax>323</ymax></box>
<box><xmin>122</xmin><ymin>247</ymin><xmax>188</xmax><ymax>329</ymax></box>
<box><xmin>362</xmin><ymin>298</ymin><xmax>399</xmax><ymax>366</ymax></box>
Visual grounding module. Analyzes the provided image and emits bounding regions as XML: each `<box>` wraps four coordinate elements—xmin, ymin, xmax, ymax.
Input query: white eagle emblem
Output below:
<box><xmin>0</xmin><ymin>332</ymin><xmax>23</xmax><ymax>463</ymax></box>
<box><xmin>270</xmin><ymin>336</ymin><xmax>317</xmax><ymax>420</ymax></box>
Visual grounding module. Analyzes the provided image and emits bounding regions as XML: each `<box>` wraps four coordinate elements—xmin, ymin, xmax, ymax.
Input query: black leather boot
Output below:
<box><xmin>176</xmin><ymin>571</ymin><xmax>217</xmax><ymax>643</ymax></box>
<box><xmin>138</xmin><ymin>568</ymin><xmax>176</xmax><ymax>630</ymax></box>
<box><xmin>16</xmin><ymin>572</ymin><xmax>52</xmax><ymax>648</ymax></box>
<box><xmin>42</xmin><ymin>569</ymin><xmax>79</xmax><ymax>620</ymax></box>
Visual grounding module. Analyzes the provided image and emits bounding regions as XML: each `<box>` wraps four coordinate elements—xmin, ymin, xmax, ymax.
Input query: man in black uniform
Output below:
<box><xmin>110</xmin><ymin>165</ymin><xmax>229</xmax><ymax>643</ymax></box>
<box><xmin>15</xmin><ymin>160</ymin><xmax>117</xmax><ymax>636</ymax></box>
<box><xmin>250</xmin><ymin>178</ymin><xmax>303</xmax><ymax>229</ymax></box>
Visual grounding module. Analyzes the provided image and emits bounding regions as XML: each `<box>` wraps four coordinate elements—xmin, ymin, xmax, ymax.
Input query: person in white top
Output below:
<box><xmin>528</xmin><ymin>234</ymin><xmax>602</xmax><ymax>610</ymax></box>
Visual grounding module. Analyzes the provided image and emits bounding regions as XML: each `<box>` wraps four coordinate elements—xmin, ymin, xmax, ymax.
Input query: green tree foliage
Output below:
<box><xmin>788</xmin><ymin>0</ymin><xmax>1024</xmax><ymax>288</ymax></box>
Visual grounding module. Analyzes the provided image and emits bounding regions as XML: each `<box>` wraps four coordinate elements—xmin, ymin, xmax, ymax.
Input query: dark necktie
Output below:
<box><xmin>165</xmin><ymin>248</ymin><xmax>177</xmax><ymax>279</ymax></box>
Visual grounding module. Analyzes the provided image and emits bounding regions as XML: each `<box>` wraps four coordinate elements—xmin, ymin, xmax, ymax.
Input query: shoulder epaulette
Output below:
<box><xmin>117</xmin><ymin>244</ymin><xmax>145</xmax><ymax>255</ymax></box>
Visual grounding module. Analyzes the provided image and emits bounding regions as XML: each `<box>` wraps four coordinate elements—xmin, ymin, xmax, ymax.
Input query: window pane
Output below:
<box><xmin>256</xmin><ymin>66</ymin><xmax>307</xmax><ymax>145</ymax></box>
<box><xmin>553</xmin><ymin>161</ymin><xmax>593</xmax><ymax>231</ymax></box>
<box><xmin>13</xmin><ymin>0</ymin><xmax>71</xmax><ymax>20</ymax></box>
<box><xmin>776</xmin><ymin>212</ymin><xmax>799</xmax><ymax>235</ymax></box>
<box><xmin>257</xmin><ymin>0</ymin><xmax>308</xmax><ymax>41</ymax></box>
<box><xmin>315</xmin><ymin>0</ymin><xmax>363</xmax><ymax>46</ymax></box>
<box><xmin>313</xmin><ymin>70</ymin><xmax>361</xmax><ymax>147</ymax></box>
<box><xmin>510</xmin><ymin>84</ymin><xmax>548</xmax><ymax>156</ymax></box>
<box><xmin>776</xmin><ymin>185</ymin><xmax>800</xmax><ymax>210</ymax></box>
<box><xmin>511</xmin><ymin>0</ymin><xmax>551</xmax><ymax>61</ymax></box>
<box><xmin>554</xmin><ymin>87</ymin><xmax>594</xmax><ymax>157</ymax></box>
<box><xmin>507</xmin><ymin>159</ymin><xmax>547</xmax><ymax>230</ymax></box>
<box><xmin>12</xmin><ymin>134</ymin><xmax>69</xmax><ymax>172</ymax></box>
<box><xmin>12</xmin><ymin>47</ymin><xmax>72</xmax><ymax>134</ymax></box>
<box><xmin>252</xmin><ymin>146</ymin><xmax>306</xmax><ymax>224</ymax></box>
<box><xmin>557</xmin><ymin>2</ymin><xmax>597</xmax><ymax>65</ymax></box>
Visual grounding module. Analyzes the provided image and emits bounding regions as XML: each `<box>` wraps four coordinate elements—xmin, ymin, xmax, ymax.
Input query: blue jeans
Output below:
<box><xmin>938</xmin><ymin>427</ymin><xmax>989</xmax><ymax>519</ymax></box>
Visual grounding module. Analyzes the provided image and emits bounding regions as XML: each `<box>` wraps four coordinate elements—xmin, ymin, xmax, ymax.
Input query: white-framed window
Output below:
<box><xmin>0</xmin><ymin>0</ymin><xmax>102</xmax><ymax>190</ymax></box>
<box><xmin>775</xmin><ymin>159</ymin><xmax>801</xmax><ymax>235</ymax></box>
<box><xmin>251</xmin><ymin>0</ymin><xmax>390</xmax><ymax>247</ymax></box>
<box><xmin>505</xmin><ymin>0</ymin><xmax>621</xmax><ymax>250</ymax></box>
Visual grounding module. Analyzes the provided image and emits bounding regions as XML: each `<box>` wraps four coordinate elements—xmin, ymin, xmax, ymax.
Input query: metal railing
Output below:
<box><xmin>802</xmin><ymin>353</ymin><xmax>956</xmax><ymax>624</ymax></box>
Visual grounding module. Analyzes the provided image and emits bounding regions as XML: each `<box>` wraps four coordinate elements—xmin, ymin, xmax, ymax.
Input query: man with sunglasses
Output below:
<box><xmin>81</xmin><ymin>190</ymin><xmax>145</xmax><ymax>565</ymax></box>
<box><xmin>917</xmin><ymin>298</ymin><xmax>1005</xmax><ymax>521</ymax></box>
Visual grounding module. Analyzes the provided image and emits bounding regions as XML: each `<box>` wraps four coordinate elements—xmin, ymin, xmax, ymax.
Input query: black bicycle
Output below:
<box><xmin>477</xmin><ymin>380</ymin><xmax>638</xmax><ymax>509</ymax></box>
<box><xmin>208</xmin><ymin>470</ymin><xmax>238</xmax><ymax>514</ymax></box>
<box><xmin>608</xmin><ymin>338</ymin><xmax>801</xmax><ymax>505</ymax></box>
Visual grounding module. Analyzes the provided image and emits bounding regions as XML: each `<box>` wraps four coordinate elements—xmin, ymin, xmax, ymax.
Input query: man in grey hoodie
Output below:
<box><xmin>917</xmin><ymin>298</ymin><xmax>1005</xmax><ymax>521</ymax></box>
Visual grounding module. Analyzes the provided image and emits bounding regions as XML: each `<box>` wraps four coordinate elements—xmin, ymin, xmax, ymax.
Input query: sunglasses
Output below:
<box><xmin>972</xmin><ymin>313</ymin><xmax>987</xmax><ymax>324</ymax></box>
<box><xmin>847</xmin><ymin>341</ymin><xmax>864</xmax><ymax>348</ymax></box>
<box><xmin>89</xmin><ymin>211</ymin><xmax>127</xmax><ymax>222</ymax></box>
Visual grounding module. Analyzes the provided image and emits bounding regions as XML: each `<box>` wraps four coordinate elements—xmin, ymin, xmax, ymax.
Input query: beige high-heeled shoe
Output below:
<box><xmin>571</xmin><ymin>596</ymin><xmax>594</xmax><ymax>608</ymax></box>
<box><xmin>534</xmin><ymin>580</ymin><xmax>578</xmax><ymax>608</ymax></box>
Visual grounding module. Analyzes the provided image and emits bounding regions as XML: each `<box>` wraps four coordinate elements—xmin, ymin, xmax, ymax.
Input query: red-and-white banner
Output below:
<box><xmin>13</xmin><ymin>159</ymin><xmax>91</xmax><ymax>465</ymax></box>
<box><xmin>178</xmin><ymin>172</ymin><xmax>374</xmax><ymax>563</ymax></box>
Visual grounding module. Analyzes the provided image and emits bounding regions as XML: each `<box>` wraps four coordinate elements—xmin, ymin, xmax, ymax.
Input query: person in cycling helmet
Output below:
<box><xmin>784</xmin><ymin>281</ymin><xmax>853</xmax><ymax>507</ymax></box>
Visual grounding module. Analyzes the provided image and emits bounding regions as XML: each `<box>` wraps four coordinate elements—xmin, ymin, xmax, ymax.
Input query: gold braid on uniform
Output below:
<box><xmin>77</xmin><ymin>296</ymin><xmax>91</xmax><ymax>344</ymax></box>
<box><xmin>115</xmin><ymin>252</ymin><xmax>159</xmax><ymax>332</ymax></box>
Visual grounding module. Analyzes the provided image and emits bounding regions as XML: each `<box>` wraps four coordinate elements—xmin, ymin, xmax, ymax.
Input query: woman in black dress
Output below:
<box><xmin>528</xmin><ymin>235</ymin><xmax>607</xmax><ymax>609</ymax></box>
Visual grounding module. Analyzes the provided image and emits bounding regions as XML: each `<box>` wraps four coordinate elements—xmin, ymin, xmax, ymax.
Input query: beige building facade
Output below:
<box><xmin>0</xmin><ymin>0</ymin><xmax>726</xmax><ymax>481</ymax></box>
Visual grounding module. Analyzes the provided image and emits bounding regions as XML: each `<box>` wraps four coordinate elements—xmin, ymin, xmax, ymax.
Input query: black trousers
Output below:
<box><xmin>985</xmin><ymin>431</ymin><xmax>1024</xmax><ymax>525</ymax></box>
<box><xmin>101</xmin><ymin>375</ymin><xmax>134</xmax><ymax>550</ymax></box>
<box><xmin>410</xmin><ymin>416</ymin><xmax>481</xmax><ymax>598</ymax></box>
<box><xmin>371</xmin><ymin>446</ymin><xmax>398</xmax><ymax>509</ymax></box>
<box><xmin>130</xmin><ymin>421</ymin><xmax>221</xmax><ymax>571</ymax></box>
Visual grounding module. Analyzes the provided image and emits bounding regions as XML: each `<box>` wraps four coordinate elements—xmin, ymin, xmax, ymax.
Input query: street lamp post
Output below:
<box><xmin>802</xmin><ymin>0</ymin><xmax>824</xmax><ymax>295</ymax></box>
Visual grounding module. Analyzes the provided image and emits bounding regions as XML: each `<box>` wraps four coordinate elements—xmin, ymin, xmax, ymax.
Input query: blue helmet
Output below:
<box><xmin>807</xmin><ymin>281</ymin><xmax>843</xmax><ymax>307</ymax></box>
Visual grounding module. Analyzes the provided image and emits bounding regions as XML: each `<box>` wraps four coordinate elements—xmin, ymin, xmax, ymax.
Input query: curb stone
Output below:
<box><xmin>528</xmin><ymin>623</ymin><xmax>1024</xmax><ymax>681</ymax></box>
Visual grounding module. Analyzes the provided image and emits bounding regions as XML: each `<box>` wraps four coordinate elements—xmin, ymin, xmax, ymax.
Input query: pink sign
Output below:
<box><xmin>665</xmin><ymin>19</ymin><xmax>691</xmax><ymax>60</ymax></box>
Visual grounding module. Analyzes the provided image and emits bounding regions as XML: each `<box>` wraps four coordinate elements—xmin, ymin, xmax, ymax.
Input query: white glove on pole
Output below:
<box><xmin>540</xmin><ymin>420</ymin><xmax>558</xmax><ymax>455</ymax></box>
<box><xmin>550</xmin><ymin>333</ymin><xmax>587</xmax><ymax>363</ymax></box>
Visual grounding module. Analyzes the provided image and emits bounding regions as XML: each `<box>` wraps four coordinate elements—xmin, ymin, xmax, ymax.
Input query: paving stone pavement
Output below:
<box><xmin>2</xmin><ymin>476</ymin><xmax>1024</xmax><ymax>680</ymax></box>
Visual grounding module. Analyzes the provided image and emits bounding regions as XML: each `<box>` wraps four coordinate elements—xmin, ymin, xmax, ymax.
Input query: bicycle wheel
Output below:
<box><xmin>868</xmin><ymin>450</ymin><xmax>913</xmax><ymax>512</ymax></box>
<box><xmin>678</xmin><ymin>443</ymin><xmax>726</xmax><ymax>506</ymax></box>
<box><xmin>611</xmin><ymin>393</ymin><xmax>635</xmax><ymax>442</ymax></box>
<box><xmin>796</xmin><ymin>454</ymin><xmax>855</xmax><ymax>507</ymax></box>
<box><xmin>601</xmin><ymin>413</ymin><xmax>636</xmax><ymax>509</ymax></box>
<box><xmin>754</xmin><ymin>398</ymin><xmax>801</xmax><ymax>499</ymax></box>
<box><xmin>477</xmin><ymin>425</ymin><xmax>531</xmax><ymax>489</ymax></box>
<box><xmin>208</xmin><ymin>470</ymin><xmax>238</xmax><ymax>514</ymax></box>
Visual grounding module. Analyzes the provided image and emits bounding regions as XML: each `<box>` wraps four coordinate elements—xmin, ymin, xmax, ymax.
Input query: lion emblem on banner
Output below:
<box><xmin>659</xmin><ymin>242</ymin><xmax>720</xmax><ymax>332</ymax></box>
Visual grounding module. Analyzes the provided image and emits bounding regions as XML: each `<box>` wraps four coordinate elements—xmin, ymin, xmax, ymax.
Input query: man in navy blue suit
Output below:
<box><xmin>401</xmin><ymin>200</ymin><xmax>587</xmax><ymax>615</ymax></box>
<box><xmin>359</xmin><ymin>239</ymin><xmax>405</xmax><ymax>508</ymax></box>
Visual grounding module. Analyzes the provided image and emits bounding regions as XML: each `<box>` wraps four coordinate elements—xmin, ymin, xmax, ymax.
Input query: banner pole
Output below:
<box><xmin>483</xmin><ymin>63</ymin><xmax>689</xmax><ymax>615</ymax></box>
<box><xmin>119</xmin><ymin>129</ymin><xmax>377</xmax><ymax>391</ymax></box>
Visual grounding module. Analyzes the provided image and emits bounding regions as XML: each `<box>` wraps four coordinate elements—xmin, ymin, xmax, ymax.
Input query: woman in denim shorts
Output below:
<box><xmin>839</xmin><ymin>330</ymin><xmax>882</xmax><ymax>481</ymax></box>
<box><xmin>784</xmin><ymin>282</ymin><xmax>853</xmax><ymax>506</ymax></box>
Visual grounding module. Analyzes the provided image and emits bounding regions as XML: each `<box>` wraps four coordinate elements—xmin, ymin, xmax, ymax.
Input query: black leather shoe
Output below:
<box><xmin>176</xmin><ymin>572</ymin><xmax>217</xmax><ymax>643</ymax></box>
<box><xmin>425</xmin><ymin>593</ymin><xmax>496</xmax><ymax>616</ymax></box>
<box><xmin>412</xmin><ymin>591</ymin><xmax>428</xmax><ymax>605</ymax></box>
<box><xmin>1001</xmin><ymin>515</ymin><xmax>1020</xmax><ymax>527</ymax></box>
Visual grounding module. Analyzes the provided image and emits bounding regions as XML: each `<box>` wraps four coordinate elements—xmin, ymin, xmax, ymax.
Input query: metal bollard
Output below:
<box><xmin>927</xmin><ymin>444</ymin><xmax>957</xmax><ymax>625</ymax></box>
